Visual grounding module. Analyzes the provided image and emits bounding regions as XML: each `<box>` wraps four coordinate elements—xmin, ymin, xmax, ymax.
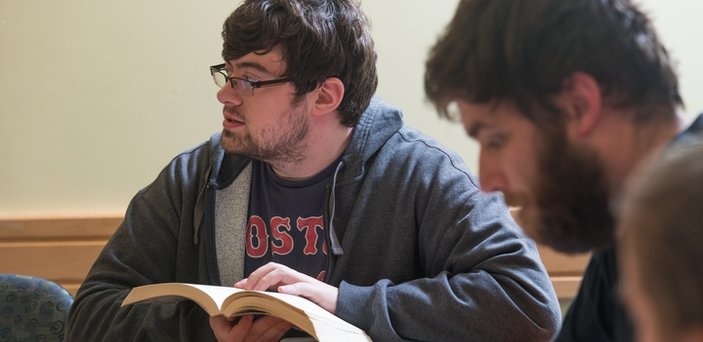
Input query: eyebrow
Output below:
<box><xmin>233</xmin><ymin>61</ymin><xmax>274</xmax><ymax>75</ymax></box>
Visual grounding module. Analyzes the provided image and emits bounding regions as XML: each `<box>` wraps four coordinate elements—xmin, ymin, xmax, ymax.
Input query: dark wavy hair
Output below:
<box><xmin>222</xmin><ymin>0</ymin><xmax>378</xmax><ymax>127</ymax></box>
<box><xmin>425</xmin><ymin>0</ymin><xmax>682</xmax><ymax>123</ymax></box>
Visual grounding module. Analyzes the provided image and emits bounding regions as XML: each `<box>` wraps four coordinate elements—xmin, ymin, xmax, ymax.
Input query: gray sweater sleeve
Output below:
<box><xmin>64</xmin><ymin>144</ymin><xmax>218</xmax><ymax>341</ymax></box>
<box><xmin>334</xmin><ymin>131</ymin><xmax>561</xmax><ymax>341</ymax></box>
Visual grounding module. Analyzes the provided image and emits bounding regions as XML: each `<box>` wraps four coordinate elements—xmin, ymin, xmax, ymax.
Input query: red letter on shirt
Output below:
<box><xmin>296</xmin><ymin>216</ymin><xmax>325</xmax><ymax>255</ymax></box>
<box><xmin>270</xmin><ymin>216</ymin><xmax>293</xmax><ymax>256</ymax></box>
<box><xmin>246</xmin><ymin>215</ymin><xmax>269</xmax><ymax>258</ymax></box>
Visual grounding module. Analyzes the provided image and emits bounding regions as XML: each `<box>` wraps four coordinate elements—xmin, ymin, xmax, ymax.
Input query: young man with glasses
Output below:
<box><xmin>425</xmin><ymin>0</ymin><xmax>703</xmax><ymax>341</ymax></box>
<box><xmin>66</xmin><ymin>0</ymin><xmax>561</xmax><ymax>340</ymax></box>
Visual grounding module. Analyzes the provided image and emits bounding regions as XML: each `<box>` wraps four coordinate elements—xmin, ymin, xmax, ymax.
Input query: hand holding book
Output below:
<box><xmin>236</xmin><ymin>262</ymin><xmax>339</xmax><ymax>314</ymax></box>
<box><xmin>209</xmin><ymin>313</ymin><xmax>295</xmax><ymax>341</ymax></box>
<box><xmin>121</xmin><ymin>263</ymin><xmax>371</xmax><ymax>341</ymax></box>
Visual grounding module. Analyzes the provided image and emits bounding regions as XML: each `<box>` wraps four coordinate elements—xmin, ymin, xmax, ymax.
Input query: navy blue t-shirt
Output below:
<box><xmin>244</xmin><ymin>160</ymin><xmax>337</xmax><ymax>281</ymax></box>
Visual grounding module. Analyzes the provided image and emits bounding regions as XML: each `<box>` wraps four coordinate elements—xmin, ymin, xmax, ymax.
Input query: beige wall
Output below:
<box><xmin>1</xmin><ymin>0</ymin><xmax>701</xmax><ymax>216</ymax></box>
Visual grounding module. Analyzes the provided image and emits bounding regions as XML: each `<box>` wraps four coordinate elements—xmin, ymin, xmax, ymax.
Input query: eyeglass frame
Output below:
<box><xmin>209</xmin><ymin>63</ymin><xmax>293</xmax><ymax>96</ymax></box>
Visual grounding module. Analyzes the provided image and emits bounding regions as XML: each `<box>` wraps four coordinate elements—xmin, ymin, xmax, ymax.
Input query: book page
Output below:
<box><xmin>262</xmin><ymin>291</ymin><xmax>366</xmax><ymax>333</ymax></box>
<box><xmin>122</xmin><ymin>283</ymin><xmax>223</xmax><ymax>316</ymax></box>
<box><xmin>122</xmin><ymin>283</ymin><xmax>372</xmax><ymax>341</ymax></box>
<box><xmin>185</xmin><ymin>284</ymin><xmax>243</xmax><ymax>311</ymax></box>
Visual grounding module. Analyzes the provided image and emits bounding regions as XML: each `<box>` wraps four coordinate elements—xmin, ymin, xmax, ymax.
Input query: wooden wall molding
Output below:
<box><xmin>536</xmin><ymin>246</ymin><xmax>590</xmax><ymax>299</ymax></box>
<box><xmin>0</xmin><ymin>216</ymin><xmax>122</xmax><ymax>294</ymax></box>
<box><xmin>0</xmin><ymin>216</ymin><xmax>589</xmax><ymax>298</ymax></box>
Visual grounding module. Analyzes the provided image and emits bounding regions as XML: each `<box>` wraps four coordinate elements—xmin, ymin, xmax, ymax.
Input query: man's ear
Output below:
<box><xmin>557</xmin><ymin>72</ymin><xmax>603</xmax><ymax>137</ymax></box>
<box><xmin>311</xmin><ymin>77</ymin><xmax>345</xmax><ymax>117</ymax></box>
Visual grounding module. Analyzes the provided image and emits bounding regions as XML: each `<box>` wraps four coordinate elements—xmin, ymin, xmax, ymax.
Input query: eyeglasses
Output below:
<box><xmin>209</xmin><ymin>63</ymin><xmax>292</xmax><ymax>96</ymax></box>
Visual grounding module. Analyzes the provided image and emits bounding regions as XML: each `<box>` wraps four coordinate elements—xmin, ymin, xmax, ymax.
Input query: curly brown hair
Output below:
<box><xmin>222</xmin><ymin>0</ymin><xmax>378</xmax><ymax>127</ymax></box>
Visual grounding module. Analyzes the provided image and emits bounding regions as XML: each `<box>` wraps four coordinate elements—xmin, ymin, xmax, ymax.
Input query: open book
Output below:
<box><xmin>121</xmin><ymin>283</ymin><xmax>372</xmax><ymax>342</ymax></box>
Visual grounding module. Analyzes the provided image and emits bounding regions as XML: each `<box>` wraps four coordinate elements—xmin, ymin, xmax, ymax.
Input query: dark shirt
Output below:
<box><xmin>555</xmin><ymin>245</ymin><xmax>632</xmax><ymax>341</ymax></box>
<box><xmin>244</xmin><ymin>159</ymin><xmax>336</xmax><ymax>280</ymax></box>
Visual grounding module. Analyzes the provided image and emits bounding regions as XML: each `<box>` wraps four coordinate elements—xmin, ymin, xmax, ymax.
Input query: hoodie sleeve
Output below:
<box><xmin>334</xmin><ymin>131</ymin><xmax>562</xmax><ymax>341</ymax></box>
<box><xmin>64</xmin><ymin>143</ymin><xmax>218</xmax><ymax>341</ymax></box>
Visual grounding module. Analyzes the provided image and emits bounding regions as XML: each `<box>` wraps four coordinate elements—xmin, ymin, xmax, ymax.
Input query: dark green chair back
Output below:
<box><xmin>0</xmin><ymin>274</ymin><xmax>73</xmax><ymax>341</ymax></box>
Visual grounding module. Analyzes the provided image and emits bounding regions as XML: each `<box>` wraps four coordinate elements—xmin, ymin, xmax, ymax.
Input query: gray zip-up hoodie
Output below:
<box><xmin>66</xmin><ymin>98</ymin><xmax>561</xmax><ymax>341</ymax></box>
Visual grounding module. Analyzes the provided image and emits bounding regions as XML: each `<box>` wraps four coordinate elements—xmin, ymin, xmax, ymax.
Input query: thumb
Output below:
<box><xmin>278</xmin><ymin>283</ymin><xmax>308</xmax><ymax>296</ymax></box>
<box><xmin>279</xmin><ymin>283</ymin><xmax>336</xmax><ymax>314</ymax></box>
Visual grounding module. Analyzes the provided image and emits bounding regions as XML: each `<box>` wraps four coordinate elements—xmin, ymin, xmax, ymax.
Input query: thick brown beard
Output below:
<box><xmin>523</xmin><ymin>131</ymin><xmax>615</xmax><ymax>254</ymax></box>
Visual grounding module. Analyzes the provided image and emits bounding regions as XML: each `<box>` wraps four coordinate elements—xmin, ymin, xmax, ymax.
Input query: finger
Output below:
<box><xmin>230</xmin><ymin>315</ymin><xmax>255</xmax><ymax>341</ymax></box>
<box><xmin>246</xmin><ymin>263</ymin><xmax>293</xmax><ymax>291</ymax></box>
<box><xmin>256</xmin><ymin>319</ymin><xmax>293</xmax><ymax>342</ymax></box>
<box><xmin>234</xmin><ymin>278</ymin><xmax>248</xmax><ymax>289</ymax></box>
<box><xmin>279</xmin><ymin>283</ymin><xmax>338</xmax><ymax>313</ymax></box>
<box><xmin>209</xmin><ymin>315</ymin><xmax>225</xmax><ymax>328</ymax></box>
<box><xmin>252</xmin><ymin>267</ymin><xmax>289</xmax><ymax>291</ymax></box>
<box><xmin>277</xmin><ymin>283</ymin><xmax>307</xmax><ymax>297</ymax></box>
<box><xmin>210</xmin><ymin>315</ymin><xmax>254</xmax><ymax>342</ymax></box>
<box><xmin>242</xmin><ymin>264</ymin><xmax>272</xmax><ymax>290</ymax></box>
<box><xmin>209</xmin><ymin>315</ymin><xmax>232</xmax><ymax>341</ymax></box>
<box><xmin>245</xmin><ymin>316</ymin><xmax>293</xmax><ymax>342</ymax></box>
<box><xmin>236</xmin><ymin>315</ymin><xmax>255</xmax><ymax>331</ymax></box>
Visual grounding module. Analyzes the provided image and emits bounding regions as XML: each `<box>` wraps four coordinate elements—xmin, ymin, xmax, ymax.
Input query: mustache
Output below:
<box><xmin>222</xmin><ymin>105</ymin><xmax>247</xmax><ymax>124</ymax></box>
<box><xmin>223</xmin><ymin>105</ymin><xmax>243</xmax><ymax>119</ymax></box>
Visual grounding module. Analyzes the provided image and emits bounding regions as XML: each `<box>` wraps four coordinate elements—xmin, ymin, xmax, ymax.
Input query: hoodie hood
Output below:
<box><xmin>336</xmin><ymin>97</ymin><xmax>404</xmax><ymax>184</ymax></box>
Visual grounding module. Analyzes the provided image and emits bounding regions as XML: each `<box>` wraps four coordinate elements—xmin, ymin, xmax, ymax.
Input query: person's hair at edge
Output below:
<box><xmin>222</xmin><ymin>0</ymin><xmax>378</xmax><ymax>127</ymax></box>
<box><xmin>425</xmin><ymin>0</ymin><xmax>683</xmax><ymax>124</ymax></box>
<box><xmin>619</xmin><ymin>140</ymin><xmax>703</xmax><ymax>339</ymax></box>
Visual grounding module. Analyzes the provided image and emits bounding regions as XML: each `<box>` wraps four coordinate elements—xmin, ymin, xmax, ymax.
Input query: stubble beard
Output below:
<box><xmin>221</xmin><ymin>106</ymin><xmax>309</xmax><ymax>164</ymax></box>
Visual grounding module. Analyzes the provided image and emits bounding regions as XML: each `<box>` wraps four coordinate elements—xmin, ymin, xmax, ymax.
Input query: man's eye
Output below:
<box><xmin>485</xmin><ymin>135</ymin><xmax>506</xmax><ymax>149</ymax></box>
<box><xmin>239</xmin><ymin>74</ymin><xmax>257</xmax><ymax>82</ymax></box>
